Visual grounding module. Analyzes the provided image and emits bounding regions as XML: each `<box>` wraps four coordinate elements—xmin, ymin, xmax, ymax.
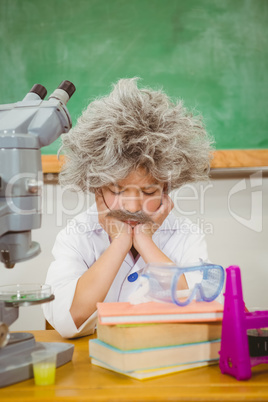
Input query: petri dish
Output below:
<box><xmin>0</xmin><ymin>284</ymin><xmax>54</xmax><ymax>306</ymax></box>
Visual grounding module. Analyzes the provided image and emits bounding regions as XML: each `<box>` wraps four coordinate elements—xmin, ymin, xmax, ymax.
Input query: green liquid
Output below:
<box><xmin>11</xmin><ymin>294</ymin><xmax>36</xmax><ymax>300</ymax></box>
<box><xmin>33</xmin><ymin>362</ymin><xmax>56</xmax><ymax>385</ymax></box>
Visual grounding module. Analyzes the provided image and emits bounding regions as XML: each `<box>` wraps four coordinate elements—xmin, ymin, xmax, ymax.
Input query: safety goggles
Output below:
<box><xmin>140</xmin><ymin>262</ymin><xmax>225</xmax><ymax>306</ymax></box>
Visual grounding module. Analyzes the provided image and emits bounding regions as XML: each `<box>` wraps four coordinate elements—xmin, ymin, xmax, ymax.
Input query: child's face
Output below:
<box><xmin>101</xmin><ymin>168</ymin><xmax>164</xmax><ymax>220</ymax></box>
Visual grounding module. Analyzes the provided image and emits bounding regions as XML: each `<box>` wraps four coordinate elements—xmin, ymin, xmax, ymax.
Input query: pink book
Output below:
<box><xmin>97</xmin><ymin>301</ymin><xmax>224</xmax><ymax>325</ymax></box>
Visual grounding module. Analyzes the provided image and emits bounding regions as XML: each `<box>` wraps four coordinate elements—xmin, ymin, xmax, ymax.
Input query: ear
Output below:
<box><xmin>163</xmin><ymin>183</ymin><xmax>169</xmax><ymax>194</ymax></box>
<box><xmin>95</xmin><ymin>188</ymin><xmax>104</xmax><ymax>203</ymax></box>
<box><xmin>163</xmin><ymin>179</ymin><xmax>173</xmax><ymax>194</ymax></box>
<box><xmin>95</xmin><ymin>188</ymin><xmax>103</xmax><ymax>196</ymax></box>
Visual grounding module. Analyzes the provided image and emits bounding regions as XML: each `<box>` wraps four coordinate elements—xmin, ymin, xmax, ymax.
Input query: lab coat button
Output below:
<box><xmin>127</xmin><ymin>272</ymin><xmax>138</xmax><ymax>282</ymax></box>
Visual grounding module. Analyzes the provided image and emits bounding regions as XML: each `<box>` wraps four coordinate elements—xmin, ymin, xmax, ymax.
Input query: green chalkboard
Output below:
<box><xmin>0</xmin><ymin>0</ymin><xmax>267</xmax><ymax>154</ymax></box>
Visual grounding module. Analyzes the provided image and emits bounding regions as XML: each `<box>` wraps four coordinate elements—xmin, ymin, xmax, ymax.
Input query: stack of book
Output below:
<box><xmin>89</xmin><ymin>300</ymin><xmax>223</xmax><ymax>380</ymax></box>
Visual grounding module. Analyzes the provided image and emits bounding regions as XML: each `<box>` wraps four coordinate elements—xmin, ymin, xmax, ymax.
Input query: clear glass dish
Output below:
<box><xmin>0</xmin><ymin>284</ymin><xmax>54</xmax><ymax>306</ymax></box>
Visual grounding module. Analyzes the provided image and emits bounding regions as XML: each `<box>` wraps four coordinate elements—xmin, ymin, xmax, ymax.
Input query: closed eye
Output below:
<box><xmin>108</xmin><ymin>188</ymin><xmax>123</xmax><ymax>195</ymax></box>
<box><xmin>142</xmin><ymin>190</ymin><xmax>157</xmax><ymax>196</ymax></box>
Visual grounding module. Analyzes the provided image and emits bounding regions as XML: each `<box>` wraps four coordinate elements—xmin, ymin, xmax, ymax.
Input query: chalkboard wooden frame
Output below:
<box><xmin>42</xmin><ymin>150</ymin><xmax>268</xmax><ymax>174</ymax></box>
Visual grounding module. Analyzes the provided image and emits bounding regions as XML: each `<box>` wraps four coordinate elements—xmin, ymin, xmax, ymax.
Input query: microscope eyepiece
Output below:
<box><xmin>48</xmin><ymin>80</ymin><xmax>76</xmax><ymax>105</ymax></box>
<box><xmin>29</xmin><ymin>84</ymin><xmax>47</xmax><ymax>100</ymax></box>
<box><xmin>58</xmin><ymin>80</ymin><xmax>76</xmax><ymax>99</ymax></box>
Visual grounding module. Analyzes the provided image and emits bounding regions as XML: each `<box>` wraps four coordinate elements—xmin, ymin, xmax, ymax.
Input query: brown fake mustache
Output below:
<box><xmin>106</xmin><ymin>209</ymin><xmax>154</xmax><ymax>225</ymax></box>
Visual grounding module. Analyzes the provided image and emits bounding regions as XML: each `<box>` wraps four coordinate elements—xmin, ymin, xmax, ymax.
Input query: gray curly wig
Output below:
<box><xmin>59</xmin><ymin>78</ymin><xmax>214</xmax><ymax>193</ymax></box>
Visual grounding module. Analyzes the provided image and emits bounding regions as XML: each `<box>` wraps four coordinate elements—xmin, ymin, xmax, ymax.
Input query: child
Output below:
<box><xmin>43</xmin><ymin>78</ymin><xmax>213</xmax><ymax>338</ymax></box>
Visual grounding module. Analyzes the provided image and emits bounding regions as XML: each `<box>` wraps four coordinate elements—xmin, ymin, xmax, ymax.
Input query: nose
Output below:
<box><xmin>122</xmin><ymin>195</ymin><xmax>142</xmax><ymax>214</ymax></box>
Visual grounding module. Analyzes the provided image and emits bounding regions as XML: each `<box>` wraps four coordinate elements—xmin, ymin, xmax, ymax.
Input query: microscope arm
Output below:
<box><xmin>0</xmin><ymin>202</ymin><xmax>9</xmax><ymax>237</ymax></box>
<box><xmin>0</xmin><ymin>81</ymin><xmax>75</xmax><ymax>268</ymax></box>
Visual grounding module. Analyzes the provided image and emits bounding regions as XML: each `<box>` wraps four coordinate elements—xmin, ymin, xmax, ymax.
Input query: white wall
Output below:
<box><xmin>172</xmin><ymin>172</ymin><xmax>268</xmax><ymax>311</ymax></box>
<box><xmin>1</xmin><ymin>173</ymin><xmax>267</xmax><ymax>331</ymax></box>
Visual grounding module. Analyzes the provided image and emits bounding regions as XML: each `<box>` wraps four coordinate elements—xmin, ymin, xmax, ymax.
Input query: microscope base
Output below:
<box><xmin>0</xmin><ymin>332</ymin><xmax>74</xmax><ymax>388</ymax></box>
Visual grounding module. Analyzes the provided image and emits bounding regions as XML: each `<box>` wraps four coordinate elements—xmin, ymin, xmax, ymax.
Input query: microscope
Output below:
<box><xmin>0</xmin><ymin>81</ymin><xmax>76</xmax><ymax>387</ymax></box>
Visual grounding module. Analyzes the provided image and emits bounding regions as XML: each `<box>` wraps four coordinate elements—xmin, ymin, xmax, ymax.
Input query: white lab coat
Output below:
<box><xmin>43</xmin><ymin>204</ymin><xmax>209</xmax><ymax>338</ymax></box>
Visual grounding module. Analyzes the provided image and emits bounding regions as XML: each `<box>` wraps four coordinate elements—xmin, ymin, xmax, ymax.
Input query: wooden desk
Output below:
<box><xmin>1</xmin><ymin>330</ymin><xmax>268</xmax><ymax>401</ymax></box>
